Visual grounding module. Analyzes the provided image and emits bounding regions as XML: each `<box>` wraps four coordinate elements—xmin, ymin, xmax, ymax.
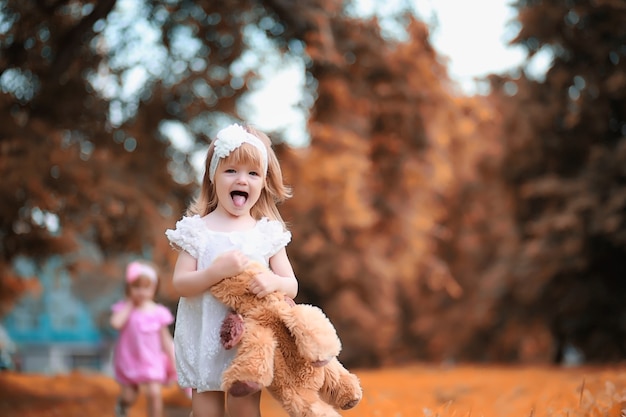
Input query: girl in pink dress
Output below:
<box><xmin>110</xmin><ymin>260</ymin><xmax>176</xmax><ymax>417</ymax></box>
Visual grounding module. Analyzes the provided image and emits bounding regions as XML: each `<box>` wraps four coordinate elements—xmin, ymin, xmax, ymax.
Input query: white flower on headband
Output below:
<box><xmin>213</xmin><ymin>124</ymin><xmax>249</xmax><ymax>159</ymax></box>
<box><xmin>209</xmin><ymin>123</ymin><xmax>269</xmax><ymax>182</ymax></box>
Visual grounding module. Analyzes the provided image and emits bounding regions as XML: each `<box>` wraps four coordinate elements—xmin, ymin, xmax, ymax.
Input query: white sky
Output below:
<box><xmin>411</xmin><ymin>0</ymin><xmax>527</xmax><ymax>93</ymax></box>
<box><xmin>242</xmin><ymin>0</ymin><xmax>539</xmax><ymax>147</ymax></box>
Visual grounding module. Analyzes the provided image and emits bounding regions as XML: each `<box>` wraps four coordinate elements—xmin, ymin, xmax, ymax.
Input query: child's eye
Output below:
<box><xmin>250</xmin><ymin>171</ymin><xmax>260</xmax><ymax>176</ymax></box>
<box><xmin>225</xmin><ymin>168</ymin><xmax>236</xmax><ymax>173</ymax></box>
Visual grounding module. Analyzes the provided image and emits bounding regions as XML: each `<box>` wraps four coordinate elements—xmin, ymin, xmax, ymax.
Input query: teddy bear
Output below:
<box><xmin>209</xmin><ymin>263</ymin><xmax>363</xmax><ymax>417</ymax></box>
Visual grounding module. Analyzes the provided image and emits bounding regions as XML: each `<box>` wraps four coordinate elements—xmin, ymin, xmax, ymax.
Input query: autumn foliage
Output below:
<box><xmin>1</xmin><ymin>0</ymin><xmax>625</xmax><ymax>370</ymax></box>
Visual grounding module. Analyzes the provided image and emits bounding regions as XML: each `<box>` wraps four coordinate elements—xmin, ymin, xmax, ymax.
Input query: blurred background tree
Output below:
<box><xmin>490</xmin><ymin>0</ymin><xmax>626</xmax><ymax>362</ymax></box>
<box><xmin>1</xmin><ymin>0</ymin><xmax>624</xmax><ymax>367</ymax></box>
<box><xmin>0</xmin><ymin>0</ymin><xmax>255</xmax><ymax>311</ymax></box>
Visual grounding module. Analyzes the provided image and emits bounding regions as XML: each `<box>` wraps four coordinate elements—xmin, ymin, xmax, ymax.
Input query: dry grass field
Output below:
<box><xmin>0</xmin><ymin>364</ymin><xmax>624</xmax><ymax>417</ymax></box>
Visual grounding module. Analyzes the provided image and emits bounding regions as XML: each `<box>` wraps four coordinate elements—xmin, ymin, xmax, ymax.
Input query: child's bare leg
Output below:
<box><xmin>117</xmin><ymin>384</ymin><xmax>138</xmax><ymax>416</ymax></box>
<box><xmin>120</xmin><ymin>383</ymin><xmax>139</xmax><ymax>404</ymax></box>
<box><xmin>144</xmin><ymin>381</ymin><xmax>164</xmax><ymax>417</ymax></box>
<box><xmin>226</xmin><ymin>391</ymin><xmax>261</xmax><ymax>417</ymax></box>
<box><xmin>192</xmin><ymin>390</ymin><xmax>226</xmax><ymax>417</ymax></box>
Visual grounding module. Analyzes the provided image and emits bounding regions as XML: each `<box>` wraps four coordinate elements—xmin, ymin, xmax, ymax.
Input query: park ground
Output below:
<box><xmin>0</xmin><ymin>363</ymin><xmax>624</xmax><ymax>417</ymax></box>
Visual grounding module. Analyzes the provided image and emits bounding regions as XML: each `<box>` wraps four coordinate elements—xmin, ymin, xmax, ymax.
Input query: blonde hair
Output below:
<box><xmin>187</xmin><ymin>125</ymin><xmax>292</xmax><ymax>225</ymax></box>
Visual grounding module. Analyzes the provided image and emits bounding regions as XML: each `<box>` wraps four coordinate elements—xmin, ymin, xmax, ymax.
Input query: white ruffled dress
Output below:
<box><xmin>165</xmin><ymin>214</ymin><xmax>291</xmax><ymax>392</ymax></box>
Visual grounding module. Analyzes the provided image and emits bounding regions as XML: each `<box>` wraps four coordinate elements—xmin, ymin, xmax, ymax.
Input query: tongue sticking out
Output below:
<box><xmin>232</xmin><ymin>195</ymin><xmax>247</xmax><ymax>207</ymax></box>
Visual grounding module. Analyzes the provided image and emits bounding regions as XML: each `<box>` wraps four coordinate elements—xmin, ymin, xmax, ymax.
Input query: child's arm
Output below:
<box><xmin>160</xmin><ymin>326</ymin><xmax>176</xmax><ymax>367</ymax></box>
<box><xmin>110</xmin><ymin>301</ymin><xmax>133</xmax><ymax>330</ymax></box>
<box><xmin>250</xmin><ymin>247</ymin><xmax>298</xmax><ymax>299</ymax></box>
<box><xmin>172</xmin><ymin>249</ymin><xmax>251</xmax><ymax>297</ymax></box>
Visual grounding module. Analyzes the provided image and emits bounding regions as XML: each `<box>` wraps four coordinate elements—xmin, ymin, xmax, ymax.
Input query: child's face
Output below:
<box><xmin>128</xmin><ymin>276</ymin><xmax>157</xmax><ymax>305</ymax></box>
<box><xmin>214</xmin><ymin>158</ymin><xmax>264</xmax><ymax>218</ymax></box>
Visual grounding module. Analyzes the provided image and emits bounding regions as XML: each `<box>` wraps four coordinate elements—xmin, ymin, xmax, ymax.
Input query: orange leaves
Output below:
<box><xmin>275</xmin><ymin>5</ymin><xmax>528</xmax><ymax>366</ymax></box>
<box><xmin>0</xmin><ymin>264</ymin><xmax>41</xmax><ymax>316</ymax></box>
<box><xmin>2</xmin><ymin>365</ymin><xmax>626</xmax><ymax>417</ymax></box>
<box><xmin>289</xmin><ymin>124</ymin><xmax>377</xmax><ymax>244</ymax></box>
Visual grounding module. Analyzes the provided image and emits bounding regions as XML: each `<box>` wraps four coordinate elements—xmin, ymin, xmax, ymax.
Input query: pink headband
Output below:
<box><xmin>126</xmin><ymin>261</ymin><xmax>157</xmax><ymax>283</ymax></box>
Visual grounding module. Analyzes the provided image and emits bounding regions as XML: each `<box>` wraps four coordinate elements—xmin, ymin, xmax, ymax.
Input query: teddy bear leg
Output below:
<box><xmin>319</xmin><ymin>358</ymin><xmax>363</xmax><ymax>410</ymax></box>
<box><xmin>228</xmin><ymin>379</ymin><xmax>263</xmax><ymax>398</ymax></box>
<box><xmin>221</xmin><ymin>320</ymin><xmax>276</xmax><ymax>397</ymax></box>
<box><xmin>270</xmin><ymin>386</ymin><xmax>342</xmax><ymax>417</ymax></box>
<box><xmin>281</xmin><ymin>304</ymin><xmax>341</xmax><ymax>365</ymax></box>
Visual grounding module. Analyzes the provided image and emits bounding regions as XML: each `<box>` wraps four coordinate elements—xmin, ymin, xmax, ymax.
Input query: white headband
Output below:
<box><xmin>209</xmin><ymin>124</ymin><xmax>269</xmax><ymax>182</ymax></box>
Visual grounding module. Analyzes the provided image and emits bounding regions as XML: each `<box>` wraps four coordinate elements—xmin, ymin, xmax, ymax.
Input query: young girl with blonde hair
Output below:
<box><xmin>166</xmin><ymin>123</ymin><xmax>297</xmax><ymax>417</ymax></box>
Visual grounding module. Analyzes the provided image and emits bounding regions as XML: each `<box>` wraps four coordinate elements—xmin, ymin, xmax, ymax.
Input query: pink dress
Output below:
<box><xmin>112</xmin><ymin>301</ymin><xmax>175</xmax><ymax>385</ymax></box>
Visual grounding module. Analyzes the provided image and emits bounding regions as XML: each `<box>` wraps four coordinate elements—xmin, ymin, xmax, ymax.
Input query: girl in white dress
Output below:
<box><xmin>165</xmin><ymin>123</ymin><xmax>298</xmax><ymax>417</ymax></box>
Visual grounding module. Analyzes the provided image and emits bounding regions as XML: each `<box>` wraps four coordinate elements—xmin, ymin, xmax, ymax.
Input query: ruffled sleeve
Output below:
<box><xmin>257</xmin><ymin>218</ymin><xmax>291</xmax><ymax>259</ymax></box>
<box><xmin>156</xmin><ymin>304</ymin><xmax>174</xmax><ymax>326</ymax></box>
<box><xmin>165</xmin><ymin>215</ymin><xmax>203</xmax><ymax>259</ymax></box>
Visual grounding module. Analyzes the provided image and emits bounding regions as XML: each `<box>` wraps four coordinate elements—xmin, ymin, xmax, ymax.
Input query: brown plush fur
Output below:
<box><xmin>210</xmin><ymin>264</ymin><xmax>363</xmax><ymax>417</ymax></box>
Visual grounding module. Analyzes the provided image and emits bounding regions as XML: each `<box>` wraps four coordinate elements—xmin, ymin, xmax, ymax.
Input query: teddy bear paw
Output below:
<box><xmin>229</xmin><ymin>381</ymin><xmax>262</xmax><ymax>397</ymax></box>
<box><xmin>341</xmin><ymin>398</ymin><xmax>360</xmax><ymax>410</ymax></box>
<box><xmin>311</xmin><ymin>358</ymin><xmax>331</xmax><ymax>367</ymax></box>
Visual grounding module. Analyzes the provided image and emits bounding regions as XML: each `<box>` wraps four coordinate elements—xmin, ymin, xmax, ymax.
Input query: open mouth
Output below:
<box><xmin>230</xmin><ymin>191</ymin><xmax>249</xmax><ymax>208</ymax></box>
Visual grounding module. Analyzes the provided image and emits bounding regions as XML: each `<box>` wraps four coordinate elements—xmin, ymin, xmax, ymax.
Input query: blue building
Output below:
<box><xmin>3</xmin><ymin>255</ymin><xmax>121</xmax><ymax>373</ymax></box>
